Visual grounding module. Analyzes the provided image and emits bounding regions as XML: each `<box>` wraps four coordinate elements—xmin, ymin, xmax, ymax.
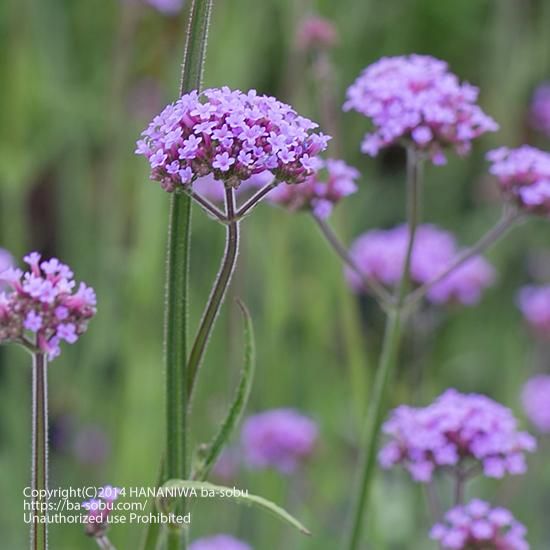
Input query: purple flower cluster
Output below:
<box><xmin>343</xmin><ymin>55</ymin><xmax>498</xmax><ymax>164</ymax></box>
<box><xmin>346</xmin><ymin>224</ymin><xmax>495</xmax><ymax>305</ymax></box>
<box><xmin>379</xmin><ymin>389</ymin><xmax>536</xmax><ymax>482</ymax></box>
<box><xmin>517</xmin><ymin>285</ymin><xmax>550</xmax><ymax>336</ymax></box>
<box><xmin>296</xmin><ymin>16</ymin><xmax>338</xmax><ymax>51</ymax></box>
<box><xmin>82</xmin><ymin>486</ymin><xmax>121</xmax><ymax>537</ymax></box>
<box><xmin>241</xmin><ymin>409</ymin><xmax>318</xmax><ymax>474</ymax></box>
<box><xmin>189</xmin><ymin>535</ymin><xmax>252</xmax><ymax>550</ymax></box>
<box><xmin>145</xmin><ymin>0</ymin><xmax>184</xmax><ymax>15</ymax></box>
<box><xmin>136</xmin><ymin>87</ymin><xmax>330</xmax><ymax>192</ymax></box>
<box><xmin>430</xmin><ymin>500</ymin><xmax>529</xmax><ymax>550</ymax></box>
<box><xmin>0</xmin><ymin>253</ymin><xmax>97</xmax><ymax>359</ymax></box>
<box><xmin>267</xmin><ymin>158</ymin><xmax>360</xmax><ymax>219</ymax></box>
<box><xmin>530</xmin><ymin>83</ymin><xmax>550</xmax><ymax>136</ymax></box>
<box><xmin>521</xmin><ymin>375</ymin><xmax>550</xmax><ymax>433</ymax></box>
<box><xmin>0</xmin><ymin>248</ymin><xmax>13</xmax><ymax>289</ymax></box>
<box><xmin>487</xmin><ymin>146</ymin><xmax>550</xmax><ymax>216</ymax></box>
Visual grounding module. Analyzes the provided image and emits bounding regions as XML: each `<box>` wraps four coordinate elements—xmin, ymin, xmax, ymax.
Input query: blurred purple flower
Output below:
<box><xmin>296</xmin><ymin>16</ymin><xmax>338</xmax><ymax>51</ymax></box>
<box><xmin>82</xmin><ymin>485</ymin><xmax>121</xmax><ymax>537</ymax></box>
<box><xmin>267</xmin><ymin>158</ymin><xmax>359</xmax><ymax>219</ymax></box>
<box><xmin>145</xmin><ymin>0</ymin><xmax>184</xmax><ymax>15</ymax></box>
<box><xmin>379</xmin><ymin>389</ymin><xmax>536</xmax><ymax>483</ymax></box>
<box><xmin>344</xmin><ymin>55</ymin><xmax>498</xmax><ymax>164</ymax></box>
<box><xmin>241</xmin><ymin>409</ymin><xmax>318</xmax><ymax>474</ymax></box>
<box><xmin>530</xmin><ymin>83</ymin><xmax>550</xmax><ymax>136</ymax></box>
<box><xmin>0</xmin><ymin>253</ymin><xmax>97</xmax><ymax>359</ymax></box>
<box><xmin>487</xmin><ymin>146</ymin><xmax>550</xmax><ymax>216</ymax></box>
<box><xmin>521</xmin><ymin>375</ymin><xmax>550</xmax><ymax>433</ymax></box>
<box><xmin>346</xmin><ymin>225</ymin><xmax>495</xmax><ymax>306</ymax></box>
<box><xmin>73</xmin><ymin>425</ymin><xmax>111</xmax><ymax>466</ymax></box>
<box><xmin>189</xmin><ymin>535</ymin><xmax>252</xmax><ymax>550</ymax></box>
<box><xmin>136</xmin><ymin>88</ymin><xmax>330</xmax><ymax>192</ymax></box>
<box><xmin>517</xmin><ymin>285</ymin><xmax>550</xmax><ymax>336</ymax></box>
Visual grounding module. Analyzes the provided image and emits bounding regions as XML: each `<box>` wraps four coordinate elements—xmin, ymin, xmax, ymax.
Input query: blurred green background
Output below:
<box><xmin>2</xmin><ymin>0</ymin><xmax>550</xmax><ymax>548</ymax></box>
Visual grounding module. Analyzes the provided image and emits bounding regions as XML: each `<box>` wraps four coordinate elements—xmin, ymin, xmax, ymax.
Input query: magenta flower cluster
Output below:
<box><xmin>346</xmin><ymin>224</ymin><xmax>495</xmax><ymax>305</ymax></box>
<box><xmin>430</xmin><ymin>499</ymin><xmax>529</xmax><ymax>550</ymax></box>
<box><xmin>343</xmin><ymin>55</ymin><xmax>498</xmax><ymax>164</ymax></box>
<box><xmin>379</xmin><ymin>389</ymin><xmax>536</xmax><ymax>482</ymax></box>
<box><xmin>241</xmin><ymin>409</ymin><xmax>318</xmax><ymax>474</ymax></box>
<box><xmin>517</xmin><ymin>285</ymin><xmax>550</xmax><ymax>336</ymax></box>
<box><xmin>0</xmin><ymin>253</ymin><xmax>97</xmax><ymax>359</ymax></box>
<box><xmin>530</xmin><ymin>83</ymin><xmax>550</xmax><ymax>137</ymax></box>
<box><xmin>267</xmin><ymin>158</ymin><xmax>360</xmax><ymax>219</ymax></box>
<box><xmin>189</xmin><ymin>535</ymin><xmax>252</xmax><ymax>550</ymax></box>
<box><xmin>136</xmin><ymin>87</ymin><xmax>330</xmax><ymax>193</ymax></box>
<box><xmin>296</xmin><ymin>16</ymin><xmax>338</xmax><ymax>51</ymax></box>
<box><xmin>521</xmin><ymin>375</ymin><xmax>550</xmax><ymax>433</ymax></box>
<box><xmin>487</xmin><ymin>146</ymin><xmax>550</xmax><ymax>216</ymax></box>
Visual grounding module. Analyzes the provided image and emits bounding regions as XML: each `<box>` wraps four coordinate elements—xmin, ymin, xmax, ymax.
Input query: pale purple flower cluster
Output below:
<box><xmin>487</xmin><ymin>146</ymin><xmax>550</xmax><ymax>216</ymax></box>
<box><xmin>0</xmin><ymin>248</ymin><xmax>13</xmax><ymax>289</ymax></box>
<box><xmin>530</xmin><ymin>83</ymin><xmax>550</xmax><ymax>136</ymax></box>
<box><xmin>189</xmin><ymin>535</ymin><xmax>252</xmax><ymax>550</ymax></box>
<box><xmin>296</xmin><ymin>16</ymin><xmax>338</xmax><ymax>51</ymax></box>
<box><xmin>517</xmin><ymin>285</ymin><xmax>550</xmax><ymax>336</ymax></box>
<box><xmin>430</xmin><ymin>500</ymin><xmax>529</xmax><ymax>550</ymax></box>
<box><xmin>145</xmin><ymin>0</ymin><xmax>184</xmax><ymax>15</ymax></box>
<box><xmin>344</xmin><ymin>55</ymin><xmax>498</xmax><ymax>164</ymax></box>
<box><xmin>267</xmin><ymin>158</ymin><xmax>360</xmax><ymax>219</ymax></box>
<box><xmin>82</xmin><ymin>486</ymin><xmax>121</xmax><ymax>537</ymax></box>
<box><xmin>521</xmin><ymin>375</ymin><xmax>550</xmax><ymax>433</ymax></box>
<box><xmin>136</xmin><ymin>87</ymin><xmax>330</xmax><ymax>192</ymax></box>
<box><xmin>0</xmin><ymin>253</ymin><xmax>97</xmax><ymax>359</ymax></box>
<box><xmin>241</xmin><ymin>409</ymin><xmax>318</xmax><ymax>474</ymax></box>
<box><xmin>347</xmin><ymin>224</ymin><xmax>495</xmax><ymax>305</ymax></box>
<box><xmin>379</xmin><ymin>389</ymin><xmax>536</xmax><ymax>482</ymax></box>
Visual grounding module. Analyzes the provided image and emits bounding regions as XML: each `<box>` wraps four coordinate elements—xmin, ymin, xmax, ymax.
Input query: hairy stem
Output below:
<box><xmin>236</xmin><ymin>181</ymin><xmax>277</xmax><ymax>218</ymax></box>
<box><xmin>187</xmin><ymin>187</ymin><xmax>239</xmax><ymax>399</ymax></box>
<box><xmin>31</xmin><ymin>352</ymin><xmax>48</xmax><ymax>550</ymax></box>
<box><xmin>345</xmin><ymin>147</ymin><xmax>422</xmax><ymax>550</ymax></box>
<box><xmin>182</xmin><ymin>188</ymin><xmax>226</xmax><ymax>222</ymax></box>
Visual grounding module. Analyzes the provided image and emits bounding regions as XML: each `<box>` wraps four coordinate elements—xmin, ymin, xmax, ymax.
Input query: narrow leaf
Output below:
<box><xmin>158</xmin><ymin>480</ymin><xmax>311</xmax><ymax>536</ymax></box>
<box><xmin>193</xmin><ymin>299</ymin><xmax>256</xmax><ymax>481</ymax></box>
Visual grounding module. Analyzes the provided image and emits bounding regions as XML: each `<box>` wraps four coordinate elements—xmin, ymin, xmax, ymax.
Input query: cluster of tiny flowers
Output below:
<box><xmin>487</xmin><ymin>146</ymin><xmax>550</xmax><ymax>216</ymax></box>
<box><xmin>530</xmin><ymin>83</ymin><xmax>550</xmax><ymax>136</ymax></box>
<box><xmin>430</xmin><ymin>500</ymin><xmax>529</xmax><ymax>550</ymax></box>
<box><xmin>82</xmin><ymin>486</ymin><xmax>121</xmax><ymax>537</ymax></box>
<box><xmin>0</xmin><ymin>253</ymin><xmax>97</xmax><ymax>359</ymax></box>
<box><xmin>343</xmin><ymin>54</ymin><xmax>498</xmax><ymax>164</ymax></box>
<box><xmin>0</xmin><ymin>248</ymin><xmax>13</xmax><ymax>289</ymax></box>
<box><xmin>379</xmin><ymin>389</ymin><xmax>536</xmax><ymax>482</ymax></box>
<box><xmin>296</xmin><ymin>16</ymin><xmax>338</xmax><ymax>51</ymax></box>
<box><xmin>346</xmin><ymin>224</ymin><xmax>495</xmax><ymax>306</ymax></box>
<box><xmin>241</xmin><ymin>409</ymin><xmax>318</xmax><ymax>474</ymax></box>
<box><xmin>517</xmin><ymin>285</ymin><xmax>550</xmax><ymax>336</ymax></box>
<box><xmin>144</xmin><ymin>0</ymin><xmax>184</xmax><ymax>15</ymax></box>
<box><xmin>136</xmin><ymin>87</ymin><xmax>330</xmax><ymax>192</ymax></box>
<box><xmin>267</xmin><ymin>158</ymin><xmax>360</xmax><ymax>219</ymax></box>
<box><xmin>521</xmin><ymin>375</ymin><xmax>550</xmax><ymax>433</ymax></box>
<box><xmin>189</xmin><ymin>535</ymin><xmax>252</xmax><ymax>550</ymax></box>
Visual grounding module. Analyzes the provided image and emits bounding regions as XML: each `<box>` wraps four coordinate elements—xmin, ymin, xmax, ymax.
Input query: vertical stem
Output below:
<box><xmin>345</xmin><ymin>147</ymin><xmax>422</xmax><ymax>550</ymax></box>
<box><xmin>186</xmin><ymin>188</ymin><xmax>239</xmax><ymax>399</ymax></box>
<box><xmin>31</xmin><ymin>352</ymin><xmax>48</xmax><ymax>550</ymax></box>
<box><xmin>454</xmin><ymin>468</ymin><xmax>465</xmax><ymax>506</ymax></box>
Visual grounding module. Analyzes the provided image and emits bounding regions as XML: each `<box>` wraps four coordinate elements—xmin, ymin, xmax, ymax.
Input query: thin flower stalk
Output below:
<box><xmin>236</xmin><ymin>181</ymin><xmax>279</xmax><ymax>219</ymax></box>
<box><xmin>345</xmin><ymin>146</ymin><xmax>423</xmax><ymax>550</ymax></box>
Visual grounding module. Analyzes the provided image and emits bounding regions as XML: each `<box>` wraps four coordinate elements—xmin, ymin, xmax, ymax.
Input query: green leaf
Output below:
<box><xmin>158</xmin><ymin>480</ymin><xmax>311</xmax><ymax>536</ymax></box>
<box><xmin>193</xmin><ymin>299</ymin><xmax>256</xmax><ymax>481</ymax></box>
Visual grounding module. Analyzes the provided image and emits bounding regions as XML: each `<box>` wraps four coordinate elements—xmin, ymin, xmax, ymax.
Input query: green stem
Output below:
<box><xmin>187</xmin><ymin>188</ymin><xmax>239</xmax><ymax>399</ymax></box>
<box><xmin>345</xmin><ymin>147</ymin><xmax>422</xmax><ymax>550</ymax></box>
<box><xmin>31</xmin><ymin>352</ymin><xmax>48</xmax><ymax>550</ymax></box>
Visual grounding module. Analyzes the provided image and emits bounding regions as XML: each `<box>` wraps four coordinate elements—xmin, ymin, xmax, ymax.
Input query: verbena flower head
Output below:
<box><xmin>521</xmin><ymin>375</ymin><xmax>550</xmax><ymax>433</ymax></box>
<box><xmin>82</xmin><ymin>486</ymin><xmax>121</xmax><ymax>537</ymax></box>
<box><xmin>241</xmin><ymin>409</ymin><xmax>318</xmax><ymax>474</ymax></box>
<box><xmin>145</xmin><ymin>0</ymin><xmax>184</xmax><ymax>14</ymax></box>
<box><xmin>189</xmin><ymin>535</ymin><xmax>252</xmax><ymax>550</ymax></box>
<box><xmin>487</xmin><ymin>146</ymin><xmax>550</xmax><ymax>216</ymax></box>
<box><xmin>347</xmin><ymin>224</ymin><xmax>495</xmax><ymax>306</ymax></box>
<box><xmin>517</xmin><ymin>285</ymin><xmax>550</xmax><ymax>336</ymax></box>
<box><xmin>344</xmin><ymin>54</ymin><xmax>498</xmax><ymax>164</ymax></box>
<box><xmin>267</xmin><ymin>158</ymin><xmax>360</xmax><ymax>219</ymax></box>
<box><xmin>0</xmin><ymin>253</ymin><xmax>97</xmax><ymax>359</ymax></box>
<box><xmin>136</xmin><ymin>87</ymin><xmax>330</xmax><ymax>192</ymax></box>
<box><xmin>530</xmin><ymin>83</ymin><xmax>550</xmax><ymax>136</ymax></box>
<box><xmin>296</xmin><ymin>16</ymin><xmax>338</xmax><ymax>51</ymax></box>
<box><xmin>430</xmin><ymin>500</ymin><xmax>529</xmax><ymax>550</ymax></box>
<box><xmin>379</xmin><ymin>389</ymin><xmax>536</xmax><ymax>482</ymax></box>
